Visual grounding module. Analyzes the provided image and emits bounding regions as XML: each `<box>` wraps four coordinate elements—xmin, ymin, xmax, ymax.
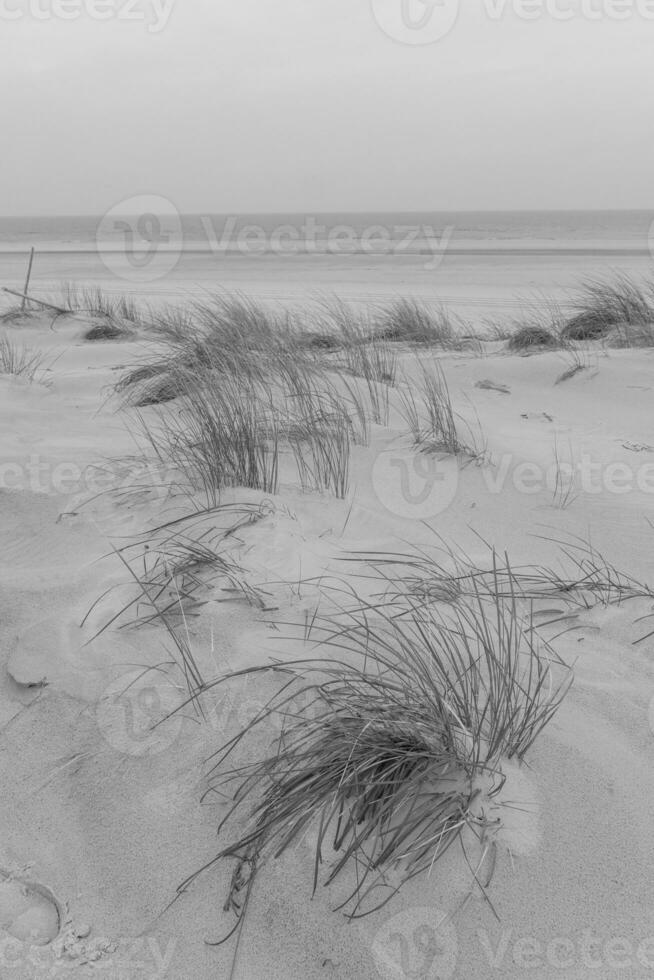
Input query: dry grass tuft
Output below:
<box><xmin>0</xmin><ymin>334</ymin><xmax>48</xmax><ymax>381</ymax></box>
<box><xmin>179</xmin><ymin>563</ymin><xmax>571</xmax><ymax>938</ymax></box>
<box><xmin>507</xmin><ymin>325</ymin><xmax>560</xmax><ymax>352</ymax></box>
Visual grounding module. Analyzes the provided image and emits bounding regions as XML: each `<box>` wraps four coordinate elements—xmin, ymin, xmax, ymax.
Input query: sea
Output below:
<box><xmin>1</xmin><ymin>210</ymin><xmax>653</xmax><ymax>326</ymax></box>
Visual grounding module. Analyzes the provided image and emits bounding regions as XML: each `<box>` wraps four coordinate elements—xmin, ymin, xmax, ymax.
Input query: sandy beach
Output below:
<box><xmin>2</xmin><ymin>245</ymin><xmax>654</xmax><ymax>328</ymax></box>
<box><xmin>0</xmin><ymin>285</ymin><xmax>653</xmax><ymax>979</ymax></box>
<box><xmin>4</xmin><ymin>0</ymin><xmax>654</xmax><ymax>971</ymax></box>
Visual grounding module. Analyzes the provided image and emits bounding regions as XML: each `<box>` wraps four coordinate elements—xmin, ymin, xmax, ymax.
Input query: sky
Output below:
<box><xmin>1</xmin><ymin>0</ymin><xmax>653</xmax><ymax>214</ymax></box>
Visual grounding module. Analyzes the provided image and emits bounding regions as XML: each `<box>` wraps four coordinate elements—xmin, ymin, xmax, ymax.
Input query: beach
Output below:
<box><xmin>0</xmin><ymin>273</ymin><xmax>654</xmax><ymax>978</ymax></box>
<box><xmin>1</xmin><ymin>209</ymin><xmax>654</xmax><ymax>323</ymax></box>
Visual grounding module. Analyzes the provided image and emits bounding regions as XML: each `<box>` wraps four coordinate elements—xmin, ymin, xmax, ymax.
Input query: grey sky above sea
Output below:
<box><xmin>2</xmin><ymin>3</ymin><xmax>653</xmax><ymax>215</ymax></box>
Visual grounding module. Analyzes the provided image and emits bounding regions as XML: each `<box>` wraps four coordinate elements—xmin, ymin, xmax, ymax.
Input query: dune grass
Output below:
<box><xmin>374</xmin><ymin>297</ymin><xmax>467</xmax><ymax>348</ymax></box>
<box><xmin>120</xmin><ymin>294</ymin><xmax>398</xmax><ymax>501</ymax></box>
<box><xmin>83</xmin><ymin>503</ymin><xmax>276</xmax><ymax>707</ymax></box>
<box><xmin>83</xmin><ymin>321</ymin><xmax>135</xmax><ymax>341</ymax></box>
<box><xmin>59</xmin><ymin>283</ymin><xmax>142</xmax><ymax>327</ymax></box>
<box><xmin>145</xmin><ymin>370</ymin><xmax>281</xmax><ymax>503</ymax></box>
<box><xmin>355</xmin><ymin>533</ymin><xmax>654</xmax><ymax>613</ymax></box>
<box><xmin>495</xmin><ymin>278</ymin><xmax>654</xmax><ymax>350</ymax></box>
<box><xmin>0</xmin><ymin>334</ymin><xmax>48</xmax><ymax>382</ymax></box>
<box><xmin>177</xmin><ymin>563</ymin><xmax>571</xmax><ymax>940</ymax></box>
<box><xmin>506</xmin><ymin>324</ymin><xmax>560</xmax><ymax>352</ymax></box>
<box><xmin>398</xmin><ymin>357</ymin><xmax>477</xmax><ymax>455</ymax></box>
<box><xmin>562</xmin><ymin>274</ymin><xmax>654</xmax><ymax>343</ymax></box>
<box><xmin>118</xmin><ymin>293</ymin><xmax>484</xmax><ymax>504</ymax></box>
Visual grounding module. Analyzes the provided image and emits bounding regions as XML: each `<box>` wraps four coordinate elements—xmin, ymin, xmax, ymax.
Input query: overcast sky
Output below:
<box><xmin>1</xmin><ymin>0</ymin><xmax>653</xmax><ymax>214</ymax></box>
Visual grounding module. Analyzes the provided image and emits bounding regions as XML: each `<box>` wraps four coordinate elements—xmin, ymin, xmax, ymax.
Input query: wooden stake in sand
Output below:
<box><xmin>21</xmin><ymin>248</ymin><xmax>35</xmax><ymax>311</ymax></box>
<box><xmin>2</xmin><ymin>287</ymin><xmax>67</xmax><ymax>315</ymax></box>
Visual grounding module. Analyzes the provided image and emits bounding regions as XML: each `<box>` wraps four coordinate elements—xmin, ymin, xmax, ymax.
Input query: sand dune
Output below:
<box><xmin>0</xmin><ymin>306</ymin><xmax>653</xmax><ymax>979</ymax></box>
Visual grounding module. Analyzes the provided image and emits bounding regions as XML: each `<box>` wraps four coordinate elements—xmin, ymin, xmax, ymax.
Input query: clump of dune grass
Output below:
<box><xmin>488</xmin><ymin>293</ymin><xmax>565</xmax><ymax>350</ymax></box>
<box><xmin>133</xmin><ymin>361</ymin><xmax>357</xmax><ymax>501</ymax></box>
<box><xmin>83</xmin><ymin>502</ymin><xmax>278</xmax><ymax>714</ymax></box>
<box><xmin>314</xmin><ymin>295</ymin><xmax>369</xmax><ymax>346</ymax></box>
<box><xmin>87</xmin><ymin>540</ymin><xmax>207</xmax><ymax>706</ymax></box>
<box><xmin>191</xmin><ymin>292</ymin><xmax>299</xmax><ymax>354</ymax></box>
<box><xmin>398</xmin><ymin>358</ymin><xmax>477</xmax><ymax>455</ymax></box>
<box><xmin>358</xmin><ymin>533</ymin><xmax>654</xmax><ymax>614</ymax></box>
<box><xmin>144</xmin><ymin>369</ymin><xmax>280</xmax><ymax>504</ymax></box>
<box><xmin>0</xmin><ymin>334</ymin><xmax>48</xmax><ymax>382</ymax></box>
<box><xmin>288</xmin><ymin>409</ymin><xmax>352</xmax><ymax>498</ymax></box>
<box><xmin>314</xmin><ymin>297</ymin><xmax>398</xmax><ymax>405</ymax></box>
<box><xmin>118</xmin><ymin>294</ymin><xmax>305</xmax><ymax>403</ymax></box>
<box><xmin>560</xmin><ymin>310</ymin><xmax>610</xmax><ymax>342</ymax></box>
<box><xmin>116</xmin><ymin>362</ymin><xmax>185</xmax><ymax>406</ymax></box>
<box><xmin>179</xmin><ymin>566</ymin><xmax>571</xmax><ymax>938</ymax></box>
<box><xmin>121</xmin><ymin>294</ymin><xmax>395</xmax><ymax>500</ymax></box>
<box><xmin>318</xmin><ymin>315</ymin><xmax>396</xmax><ymax>425</ymax></box>
<box><xmin>85</xmin><ymin>502</ymin><xmax>274</xmax><ymax>640</ymax></box>
<box><xmin>83</xmin><ymin>320</ymin><xmax>135</xmax><ymax>342</ymax></box>
<box><xmin>60</xmin><ymin>282</ymin><xmax>142</xmax><ymax>326</ymax></box>
<box><xmin>562</xmin><ymin>274</ymin><xmax>654</xmax><ymax>344</ymax></box>
<box><xmin>374</xmin><ymin>297</ymin><xmax>465</xmax><ymax>348</ymax></box>
<box><xmin>507</xmin><ymin>324</ymin><xmax>560</xmax><ymax>352</ymax></box>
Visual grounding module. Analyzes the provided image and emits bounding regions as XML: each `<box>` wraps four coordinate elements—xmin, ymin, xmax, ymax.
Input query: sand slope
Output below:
<box><xmin>1</xmin><ymin>316</ymin><xmax>653</xmax><ymax>979</ymax></box>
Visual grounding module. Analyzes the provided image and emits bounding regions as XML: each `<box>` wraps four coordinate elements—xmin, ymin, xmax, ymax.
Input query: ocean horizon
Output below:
<box><xmin>1</xmin><ymin>209</ymin><xmax>653</xmax><ymax>255</ymax></box>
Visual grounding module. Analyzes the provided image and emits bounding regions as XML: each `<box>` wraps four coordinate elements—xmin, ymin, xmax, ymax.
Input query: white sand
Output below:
<box><xmin>1</xmin><ymin>312</ymin><xmax>653</xmax><ymax>979</ymax></box>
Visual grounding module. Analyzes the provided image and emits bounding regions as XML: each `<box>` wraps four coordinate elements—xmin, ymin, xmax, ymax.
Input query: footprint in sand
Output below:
<box><xmin>0</xmin><ymin>869</ymin><xmax>61</xmax><ymax>946</ymax></box>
